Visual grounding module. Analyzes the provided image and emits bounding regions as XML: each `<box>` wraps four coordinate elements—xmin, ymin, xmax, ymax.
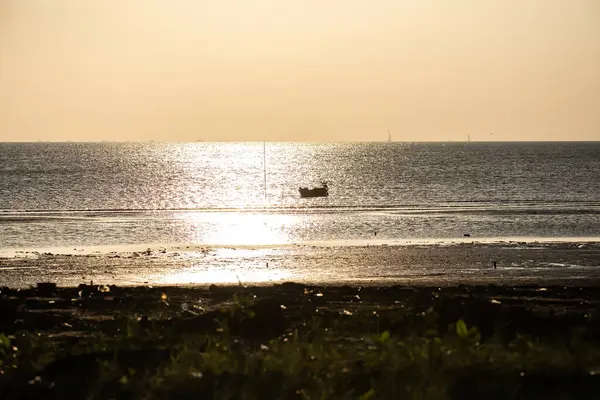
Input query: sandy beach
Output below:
<box><xmin>1</xmin><ymin>240</ymin><xmax>600</xmax><ymax>289</ymax></box>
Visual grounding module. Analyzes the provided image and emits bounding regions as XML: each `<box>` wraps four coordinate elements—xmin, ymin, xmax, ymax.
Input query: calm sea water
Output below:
<box><xmin>1</xmin><ymin>142</ymin><xmax>599</xmax><ymax>250</ymax></box>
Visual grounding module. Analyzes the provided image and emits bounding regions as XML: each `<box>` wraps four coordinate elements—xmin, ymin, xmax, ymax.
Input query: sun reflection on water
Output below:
<box><xmin>158</xmin><ymin>212</ymin><xmax>297</xmax><ymax>284</ymax></box>
<box><xmin>180</xmin><ymin>212</ymin><xmax>295</xmax><ymax>246</ymax></box>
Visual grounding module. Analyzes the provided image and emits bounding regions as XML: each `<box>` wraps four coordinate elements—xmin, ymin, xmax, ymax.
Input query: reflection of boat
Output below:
<box><xmin>299</xmin><ymin>182</ymin><xmax>329</xmax><ymax>198</ymax></box>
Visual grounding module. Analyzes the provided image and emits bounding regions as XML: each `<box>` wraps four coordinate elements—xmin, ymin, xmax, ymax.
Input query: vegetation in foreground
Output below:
<box><xmin>1</xmin><ymin>283</ymin><xmax>600</xmax><ymax>399</ymax></box>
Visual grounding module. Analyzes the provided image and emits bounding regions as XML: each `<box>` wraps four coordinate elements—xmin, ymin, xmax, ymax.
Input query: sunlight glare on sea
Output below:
<box><xmin>1</xmin><ymin>142</ymin><xmax>600</xmax><ymax>251</ymax></box>
<box><xmin>179</xmin><ymin>212</ymin><xmax>295</xmax><ymax>246</ymax></box>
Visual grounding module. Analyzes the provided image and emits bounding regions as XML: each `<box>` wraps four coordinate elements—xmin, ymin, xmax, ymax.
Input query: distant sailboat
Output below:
<box><xmin>388</xmin><ymin>130</ymin><xmax>392</xmax><ymax>142</ymax></box>
<box><xmin>467</xmin><ymin>133</ymin><xmax>472</xmax><ymax>143</ymax></box>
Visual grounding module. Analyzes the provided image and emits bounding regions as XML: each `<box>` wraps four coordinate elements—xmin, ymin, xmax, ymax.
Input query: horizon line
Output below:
<box><xmin>1</xmin><ymin>139</ymin><xmax>599</xmax><ymax>144</ymax></box>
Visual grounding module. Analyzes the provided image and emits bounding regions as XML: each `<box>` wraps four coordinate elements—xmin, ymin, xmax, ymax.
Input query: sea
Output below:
<box><xmin>1</xmin><ymin>141</ymin><xmax>600</xmax><ymax>252</ymax></box>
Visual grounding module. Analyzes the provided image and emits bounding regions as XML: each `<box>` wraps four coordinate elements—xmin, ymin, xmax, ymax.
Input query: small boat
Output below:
<box><xmin>299</xmin><ymin>181</ymin><xmax>329</xmax><ymax>198</ymax></box>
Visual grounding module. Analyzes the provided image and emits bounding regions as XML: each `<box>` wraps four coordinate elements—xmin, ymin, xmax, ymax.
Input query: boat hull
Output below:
<box><xmin>299</xmin><ymin>187</ymin><xmax>328</xmax><ymax>198</ymax></box>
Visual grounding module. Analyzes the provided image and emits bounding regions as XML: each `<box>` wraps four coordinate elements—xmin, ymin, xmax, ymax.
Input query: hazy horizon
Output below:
<box><xmin>2</xmin><ymin>139</ymin><xmax>600</xmax><ymax>144</ymax></box>
<box><xmin>1</xmin><ymin>0</ymin><xmax>599</xmax><ymax>142</ymax></box>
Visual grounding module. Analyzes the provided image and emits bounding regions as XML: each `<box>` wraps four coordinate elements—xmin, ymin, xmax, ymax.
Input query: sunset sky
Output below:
<box><xmin>1</xmin><ymin>0</ymin><xmax>598</xmax><ymax>142</ymax></box>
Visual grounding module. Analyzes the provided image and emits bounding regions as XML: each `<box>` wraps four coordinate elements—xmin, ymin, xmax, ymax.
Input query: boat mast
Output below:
<box><xmin>388</xmin><ymin>130</ymin><xmax>391</xmax><ymax>142</ymax></box>
<box><xmin>263</xmin><ymin>142</ymin><xmax>267</xmax><ymax>200</ymax></box>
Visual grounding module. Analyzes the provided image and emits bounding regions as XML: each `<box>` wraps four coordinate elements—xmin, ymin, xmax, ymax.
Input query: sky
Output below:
<box><xmin>0</xmin><ymin>0</ymin><xmax>599</xmax><ymax>142</ymax></box>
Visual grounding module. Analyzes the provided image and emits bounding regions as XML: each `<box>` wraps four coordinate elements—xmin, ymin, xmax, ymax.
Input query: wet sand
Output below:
<box><xmin>1</xmin><ymin>241</ymin><xmax>600</xmax><ymax>288</ymax></box>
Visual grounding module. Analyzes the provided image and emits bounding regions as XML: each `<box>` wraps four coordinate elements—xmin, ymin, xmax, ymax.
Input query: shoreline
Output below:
<box><xmin>2</xmin><ymin>236</ymin><xmax>600</xmax><ymax>258</ymax></box>
<box><xmin>1</xmin><ymin>241</ymin><xmax>600</xmax><ymax>289</ymax></box>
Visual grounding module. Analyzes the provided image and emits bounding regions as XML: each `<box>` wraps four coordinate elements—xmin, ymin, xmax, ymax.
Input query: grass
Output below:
<box><xmin>1</xmin><ymin>283</ymin><xmax>600</xmax><ymax>399</ymax></box>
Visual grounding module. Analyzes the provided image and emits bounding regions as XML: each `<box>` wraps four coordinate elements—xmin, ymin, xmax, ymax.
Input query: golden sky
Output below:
<box><xmin>1</xmin><ymin>0</ymin><xmax>599</xmax><ymax>142</ymax></box>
